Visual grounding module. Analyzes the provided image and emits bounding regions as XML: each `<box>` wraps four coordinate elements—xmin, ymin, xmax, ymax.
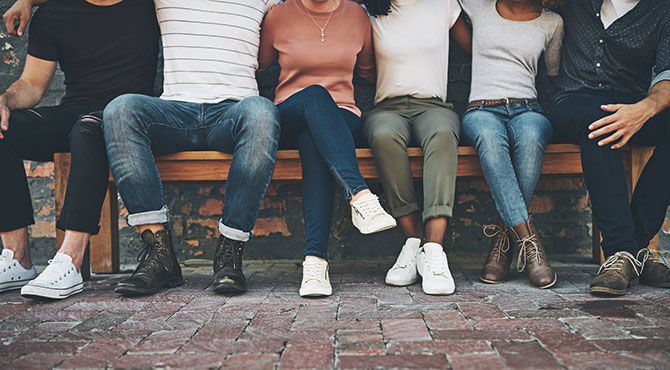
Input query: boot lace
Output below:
<box><xmin>135</xmin><ymin>241</ymin><xmax>166</xmax><ymax>274</ymax></box>
<box><xmin>598</xmin><ymin>251</ymin><xmax>644</xmax><ymax>277</ymax></box>
<box><xmin>483</xmin><ymin>224</ymin><xmax>510</xmax><ymax>264</ymax></box>
<box><xmin>353</xmin><ymin>194</ymin><xmax>387</xmax><ymax>220</ymax></box>
<box><xmin>515</xmin><ymin>234</ymin><xmax>546</xmax><ymax>272</ymax></box>
<box><xmin>637</xmin><ymin>248</ymin><xmax>669</xmax><ymax>266</ymax></box>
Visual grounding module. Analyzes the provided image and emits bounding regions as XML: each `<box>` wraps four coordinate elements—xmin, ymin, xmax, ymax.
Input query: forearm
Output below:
<box><xmin>0</xmin><ymin>79</ymin><xmax>44</xmax><ymax>110</ymax></box>
<box><xmin>642</xmin><ymin>80</ymin><xmax>670</xmax><ymax>116</ymax></box>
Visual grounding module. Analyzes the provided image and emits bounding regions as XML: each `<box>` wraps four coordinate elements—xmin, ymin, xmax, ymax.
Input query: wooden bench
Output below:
<box><xmin>52</xmin><ymin>144</ymin><xmax>657</xmax><ymax>278</ymax></box>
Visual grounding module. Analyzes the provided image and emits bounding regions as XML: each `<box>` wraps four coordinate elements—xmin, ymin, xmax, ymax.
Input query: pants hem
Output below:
<box><xmin>422</xmin><ymin>206</ymin><xmax>453</xmax><ymax>222</ymax></box>
<box><xmin>391</xmin><ymin>203</ymin><xmax>420</xmax><ymax>219</ymax></box>
<box><xmin>127</xmin><ymin>206</ymin><xmax>170</xmax><ymax>227</ymax></box>
<box><xmin>219</xmin><ymin>221</ymin><xmax>251</xmax><ymax>242</ymax></box>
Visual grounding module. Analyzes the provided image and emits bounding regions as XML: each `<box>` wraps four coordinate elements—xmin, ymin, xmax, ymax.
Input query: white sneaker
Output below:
<box><xmin>21</xmin><ymin>253</ymin><xmax>83</xmax><ymax>299</ymax></box>
<box><xmin>385</xmin><ymin>238</ymin><xmax>422</xmax><ymax>286</ymax></box>
<box><xmin>299</xmin><ymin>258</ymin><xmax>332</xmax><ymax>297</ymax></box>
<box><xmin>0</xmin><ymin>249</ymin><xmax>37</xmax><ymax>292</ymax></box>
<box><xmin>416</xmin><ymin>243</ymin><xmax>455</xmax><ymax>295</ymax></box>
<box><xmin>350</xmin><ymin>193</ymin><xmax>396</xmax><ymax>234</ymax></box>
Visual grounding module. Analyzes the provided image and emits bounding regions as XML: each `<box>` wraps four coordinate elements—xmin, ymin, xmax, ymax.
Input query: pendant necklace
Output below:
<box><xmin>302</xmin><ymin>0</ymin><xmax>336</xmax><ymax>42</ymax></box>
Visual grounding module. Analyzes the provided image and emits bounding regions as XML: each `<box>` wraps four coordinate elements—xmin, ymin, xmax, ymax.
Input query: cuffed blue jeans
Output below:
<box><xmin>103</xmin><ymin>94</ymin><xmax>280</xmax><ymax>242</ymax></box>
<box><xmin>462</xmin><ymin>102</ymin><xmax>553</xmax><ymax>227</ymax></box>
<box><xmin>278</xmin><ymin>85</ymin><xmax>369</xmax><ymax>260</ymax></box>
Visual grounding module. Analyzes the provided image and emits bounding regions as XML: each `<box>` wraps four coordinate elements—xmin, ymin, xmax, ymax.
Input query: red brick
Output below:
<box><xmin>198</xmin><ymin>198</ymin><xmax>224</xmax><ymax>216</ymax></box>
<box><xmin>530</xmin><ymin>328</ymin><xmax>599</xmax><ymax>353</ymax></box>
<box><xmin>179</xmin><ymin>339</ymin><xmax>284</xmax><ymax>355</ymax></box>
<box><xmin>471</xmin><ymin>318</ymin><xmax>566</xmax><ymax>331</ymax></box>
<box><xmin>493</xmin><ymin>341</ymin><xmax>562</xmax><ymax>369</ymax></box>
<box><xmin>381</xmin><ymin>319</ymin><xmax>431</xmax><ymax>341</ymax></box>
<box><xmin>279</xmin><ymin>340</ymin><xmax>333</xmax><ymax>369</ymax></box>
<box><xmin>387</xmin><ymin>340</ymin><xmax>493</xmax><ymax>355</ymax></box>
<box><xmin>128</xmin><ymin>329</ymin><xmax>196</xmax><ymax>354</ymax></box>
<box><xmin>449</xmin><ymin>353</ymin><xmax>508</xmax><ymax>370</ymax></box>
<box><xmin>9</xmin><ymin>353</ymin><xmax>70</xmax><ymax>370</ymax></box>
<box><xmin>458</xmin><ymin>302</ymin><xmax>506</xmax><ymax>320</ymax></box>
<box><xmin>0</xmin><ymin>303</ymin><xmax>30</xmax><ymax>321</ymax></box>
<box><xmin>56</xmin><ymin>339</ymin><xmax>137</xmax><ymax>369</ymax></box>
<box><xmin>336</xmin><ymin>329</ymin><xmax>385</xmax><ymax>356</ymax></box>
<box><xmin>15</xmin><ymin>322</ymin><xmax>80</xmax><ymax>342</ymax></box>
<box><xmin>432</xmin><ymin>329</ymin><xmax>530</xmax><ymax>341</ymax></box>
<box><xmin>423</xmin><ymin>311</ymin><xmax>472</xmax><ymax>331</ymax></box>
<box><xmin>592</xmin><ymin>339</ymin><xmax>670</xmax><ymax>352</ymax></box>
<box><xmin>252</xmin><ymin>218</ymin><xmax>291</xmax><ymax>237</ymax></box>
<box><xmin>3</xmin><ymin>341</ymin><xmax>87</xmax><ymax>356</ymax></box>
<box><xmin>529</xmin><ymin>195</ymin><xmax>555</xmax><ymax>213</ymax></box>
<box><xmin>223</xmin><ymin>353</ymin><xmax>279</xmax><ymax>369</ymax></box>
<box><xmin>337</xmin><ymin>354</ymin><xmax>448</xmax><ymax>369</ymax></box>
<box><xmin>560</xmin><ymin>317</ymin><xmax>631</xmax><ymax>340</ymax></box>
<box><xmin>555</xmin><ymin>351</ymin><xmax>663</xmax><ymax>369</ymax></box>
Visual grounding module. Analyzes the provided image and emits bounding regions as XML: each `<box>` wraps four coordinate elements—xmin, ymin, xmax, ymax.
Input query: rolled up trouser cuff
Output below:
<box><xmin>422</xmin><ymin>205</ymin><xmax>453</xmax><ymax>222</ymax></box>
<box><xmin>390</xmin><ymin>202</ymin><xmax>420</xmax><ymax>219</ymax></box>
<box><xmin>219</xmin><ymin>221</ymin><xmax>251</xmax><ymax>242</ymax></box>
<box><xmin>127</xmin><ymin>205</ymin><xmax>170</xmax><ymax>226</ymax></box>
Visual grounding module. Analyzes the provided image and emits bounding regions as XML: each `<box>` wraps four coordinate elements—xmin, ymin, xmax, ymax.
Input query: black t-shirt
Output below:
<box><xmin>27</xmin><ymin>0</ymin><xmax>159</xmax><ymax>104</ymax></box>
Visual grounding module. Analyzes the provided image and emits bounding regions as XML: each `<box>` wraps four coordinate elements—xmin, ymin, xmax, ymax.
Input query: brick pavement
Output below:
<box><xmin>0</xmin><ymin>255</ymin><xmax>669</xmax><ymax>369</ymax></box>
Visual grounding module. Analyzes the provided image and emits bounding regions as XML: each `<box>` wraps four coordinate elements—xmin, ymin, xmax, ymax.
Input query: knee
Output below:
<box><xmin>367</xmin><ymin>126</ymin><xmax>407</xmax><ymax>150</ymax></box>
<box><xmin>69</xmin><ymin>114</ymin><xmax>103</xmax><ymax>146</ymax></box>
<box><xmin>302</xmin><ymin>85</ymin><xmax>331</xmax><ymax>101</ymax></box>
<box><xmin>102</xmin><ymin>94</ymin><xmax>145</xmax><ymax>137</ymax></box>
<box><xmin>237</xmin><ymin>97</ymin><xmax>280</xmax><ymax>149</ymax></box>
<box><xmin>421</xmin><ymin>126</ymin><xmax>459</xmax><ymax>151</ymax></box>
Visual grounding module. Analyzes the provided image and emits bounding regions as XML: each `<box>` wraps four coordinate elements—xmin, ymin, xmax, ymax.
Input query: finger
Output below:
<box><xmin>598</xmin><ymin>129</ymin><xmax>624</xmax><ymax>146</ymax></box>
<box><xmin>3</xmin><ymin>14</ymin><xmax>16</xmax><ymax>36</ymax></box>
<box><xmin>611</xmin><ymin>133</ymin><xmax>632</xmax><ymax>149</ymax></box>
<box><xmin>1</xmin><ymin>108</ymin><xmax>9</xmax><ymax>132</ymax></box>
<box><xmin>17</xmin><ymin>14</ymin><xmax>27</xmax><ymax>36</ymax></box>
<box><xmin>600</xmin><ymin>104</ymin><xmax>622</xmax><ymax>112</ymax></box>
<box><xmin>589</xmin><ymin>113</ymin><xmax>618</xmax><ymax>131</ymax></box>
<box><xmin>589</xmin><ymin>121</ymin><xmax>620</xmax><ymax>139</ymax></box>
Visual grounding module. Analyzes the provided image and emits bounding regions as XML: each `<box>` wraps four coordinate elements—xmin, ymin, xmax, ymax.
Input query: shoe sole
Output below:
<box><xmin>115</xmin><ymin>277</ymin><xmax>184</xmax><ymax>296</ymax></box>
<box><xmin>535</xmin><ymin>273</ymin><xmax>558</xmax><ymax>289</ymax></box>
<box><xmin>385</xmin><ymin>277</ymin><xmax>417</xmax><ymax>286</ymax></box>
<box><xmin>423</xmin><ymin>287</ymin><xmax>455</xmax><ymax>295</ymax></box>
<box><xmin>299</xmin><ymin>289</ymin><xmax>332</xmax><ymax>297</ymax></box>
<box><xmin>213</xmin><ymin>278</ymin><xmax>247</xmax><ymax>295</ymax></box>
<box><xmin>21</xmin><ymin>282</ymin><xmax>84</xmax><ymax>300</ymax></box>
<box><xmin>589</xmin><ymin>286</ymin><xmax>627</xmax><ymax>296</ymax></box>
<box><xmin>479</xmin><ymin>276</ymin><xmax>505</xmax><ymax>284</ymax></box>
<box><xmin>354</xmin><ymin>219</ymin><xmax>397</xmax><ymax>235</ymax></box>
<box><xmin>0</xmin><ymin>279</ymin><xmax>33</xmax><ymax>293</ymax></box>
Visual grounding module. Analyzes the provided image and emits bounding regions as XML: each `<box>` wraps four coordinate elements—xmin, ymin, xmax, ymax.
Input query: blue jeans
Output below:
<box><xmin>103</xmin><ymin>94</ymin><xmax>280</xmax><ymax>242</ymax></box>
<box><xmin>551</xmin><ymin>92</ymin><xmax>670</xmax><ymax>258</ymax></box>
<box><xmin>278</xmin><ymin>85</ymin><xmax>369</xmax><ymax>260</ymax></box>
<box><xmin>462</xmin><ymin>102</ymin><xmax>553</xmax><ymax>227</ymax></box>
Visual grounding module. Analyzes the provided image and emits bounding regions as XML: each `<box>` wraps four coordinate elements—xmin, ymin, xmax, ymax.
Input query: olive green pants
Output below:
<box><xmin>363</xmin><ymin>96</ymin><xmax>460</xmax><ymax>221</ymax></box>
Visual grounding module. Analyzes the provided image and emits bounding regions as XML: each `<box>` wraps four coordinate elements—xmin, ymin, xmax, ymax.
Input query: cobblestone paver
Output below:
<box><xmin>1</xmin><ymin>255</ymin><xmax>669</xmax><ymax>369</ymax></box>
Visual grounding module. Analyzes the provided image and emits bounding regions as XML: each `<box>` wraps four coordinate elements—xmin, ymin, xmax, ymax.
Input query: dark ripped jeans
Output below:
<box><xmin>0</xmin><ymin>99</ymin><xmax>110</xmax><ymax>234</ymax></box>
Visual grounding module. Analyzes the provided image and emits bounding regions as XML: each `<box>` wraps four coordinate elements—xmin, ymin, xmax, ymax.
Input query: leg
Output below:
<box><xmin>461</xmin><ymin>108</ymin><xmax>529</xmax><ymax>227</ymax></box>
<box><xmin>506</xmin><ymin>107</ymin><xmax>553</xmax><ymax>208</ymax></box>
<box><xmin>206</xmin><ymin>96</ymin><xmax>280</xmax><ymax>241</ymax></box>
<box><xmin>364</xmin><ymin>109</ymin><xmax>420</xmax><ymax>238</ymax></box>
<box><xmin>410</xmin><ymin>104</ymin><xmax>460</xmax><ymax>243</ymax></box>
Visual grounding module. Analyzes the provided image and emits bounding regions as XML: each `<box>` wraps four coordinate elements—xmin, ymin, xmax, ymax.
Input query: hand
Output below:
<box><xmin>587</xmin><ymin>102</ymin><xmax>654</xmax><ymax>149</ymax></box>
<box><xmin>3</xmin><ymin>0</ymin><xmax>33</xmax><ymax>37</ymax></box>
<box><xmin>0</xmin><ymin>98</ymin><xmax>9</xmax><ymax>139</ymax></box>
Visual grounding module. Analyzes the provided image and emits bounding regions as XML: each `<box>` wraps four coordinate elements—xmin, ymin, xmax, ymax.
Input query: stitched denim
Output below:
<box><xmin>103</xmin><ymin>94</ymin><xmax>280</xmax><ymax>242</ymax></box>
<box><xmin>462</xmin><ymin>102</ymin><xmax>553</xmax><ymax>227</ymax></box>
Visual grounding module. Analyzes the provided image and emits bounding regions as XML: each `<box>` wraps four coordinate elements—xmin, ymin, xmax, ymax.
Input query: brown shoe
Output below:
<box><xmin>590</xmin><ymin>251</ymin><xmax>643</xmax><ymax>296</ymax></box>
<box><xmin>638</xmin><ymin>248</ymin><xmax>670</xmax><ymax>288</ymax></box>
<box><xmin>511</xmin><ymin>218</ymin><xmax>557</xmax><ymax>289</ymax></box>
<box><xmin>479</xmin><ymin>220</ymin><xmax>513</xmax><ymax>284</ymax></box>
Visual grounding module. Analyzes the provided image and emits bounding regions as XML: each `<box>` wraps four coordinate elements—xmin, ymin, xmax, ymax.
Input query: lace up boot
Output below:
<box><xmin>479</xmin><ymin>220</ymin><xmax>513</xmax><ymax>284</ymax></box>
<box><xmin>637</xmin><ymin>248</ymin><xmax>670</xmax><ymax>288</ymax></box>
<box><xmin>211</xmin><ymin>235</ymin><xmax>247</xmax><ymax>294</ymax></box>
<box><xmin>115</xmin><ymin>229</ymin><xmax>183</xmax><ymax>296</ymax></box>
<box><xmin>590</xmin><ymin>250</ymin><xmax>644</xmax><ymax>296</ymax></box>
<box><xmin>511</xmin><ymin>218</ymin><xmax>557</xmax><ymax>289</ymax></box>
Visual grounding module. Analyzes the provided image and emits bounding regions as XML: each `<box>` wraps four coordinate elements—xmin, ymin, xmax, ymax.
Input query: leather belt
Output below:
<box><xmin>466</xmin><ymin>98</ymin><xmax>538</xmax><ymax>110</ymax></box>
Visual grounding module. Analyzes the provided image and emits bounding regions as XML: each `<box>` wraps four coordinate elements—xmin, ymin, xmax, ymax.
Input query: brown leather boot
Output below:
<box><xmin>115</xmin><ymin>229</ymin><xmax>183</xmax><ymax>296</ymax></box>
<box><xmin>637</xmin><ymin>248</ymin><xmax>670</xmax><ymax>288</ymax></box>
<box><xmin>590</xmin><ymin>251</ymin><xmax>643</xmax><ymax>296</ymax></box>
<box><xmin>479</xmin><ymin>220</ymin><xmax>513</xmax><ymax>284</ymax></box>
<box><xmin>510</xmin><ymin>218</ymin><xmax>557</xmax><ymax>289</ymax></box>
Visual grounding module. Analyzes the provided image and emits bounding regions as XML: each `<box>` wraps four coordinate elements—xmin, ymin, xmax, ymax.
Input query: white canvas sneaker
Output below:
<box><xmin>385</xmin><ymin>238</ymin><xmax>422</xmax><ymax>286</ymax></box>
<box><xmin>350</xmin><ymin>193</ymin><xmax>396</xmax><ymax>234</ymax></box>
<box><xmin>416</xmin><ymin>243</ymin><xmax>455</xmax><ymax>295</ymax></box>
<box><xmin>0</xmin><ymin>249</ymin><xmax>37</xmax><ymax>292</ymax></box>
<box><xmin>21</xmin><ymin>253</ymin><xmax>83</xmax><ymax>299</ymax></box>
<box><xmin>299</xmin><ymin>258</ymin><xmax>332</xmax><ymax>297</ymax></box>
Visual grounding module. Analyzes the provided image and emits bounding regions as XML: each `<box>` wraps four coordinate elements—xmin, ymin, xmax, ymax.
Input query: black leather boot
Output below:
<box><xmin>211</xmin><ymin>235</ymin><xmax>247</xmax><ymax>294</ymax></box>
<box><xmin>115</xmin><ymin>229</ymin><xmax>183</xmax><ymax>296</ymax></box>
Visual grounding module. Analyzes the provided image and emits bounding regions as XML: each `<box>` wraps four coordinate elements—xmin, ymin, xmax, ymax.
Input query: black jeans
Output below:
<box><xmin>0</xmin><ymin>99</ymin><xmax>109</xmax><ymax>234</ymax></box>
<box><xmin>551</xmin><ymin>92</ymin><xmax>670</xmax><ymax>258</ymax></box>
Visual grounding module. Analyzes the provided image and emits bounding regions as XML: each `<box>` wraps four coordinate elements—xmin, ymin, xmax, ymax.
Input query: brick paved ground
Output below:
<box><xmin>1</xmin><ymin>255</ymin><xmax>669</xmax><ymax>369</ymax></box>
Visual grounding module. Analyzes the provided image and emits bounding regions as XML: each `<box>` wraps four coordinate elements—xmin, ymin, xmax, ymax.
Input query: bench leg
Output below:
<box><xmin>90</xmin><ymin>182</ymin><xmax>119</xmax><ymax>273</ymax></box>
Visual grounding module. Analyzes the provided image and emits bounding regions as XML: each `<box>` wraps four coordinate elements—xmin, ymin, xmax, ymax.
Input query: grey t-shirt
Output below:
<box><xmin>460</xmin><ymin>0</ymin><xmax>563</xmax><ymax>102</ymax></box>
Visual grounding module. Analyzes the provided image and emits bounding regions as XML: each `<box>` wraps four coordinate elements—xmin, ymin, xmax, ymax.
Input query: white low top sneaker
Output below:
<box><xmin>299</xmin><ymin>258</ymin><xmax>332</xmax><ymax>297</ymax></box>
<box><xmin>416</xmin><ymin>242</ymin><xmax>455</xmax><ymax>295</ymax></box>
<box><xmin>350</xmin><ymin>193</ymin><xmax>396</xmax><ymax>234</ymax></box>
<box><xmin>385</xmin><ymin>238</ymin><xmax>422</xmax><ymax>286</ymax></box>
<box><xmin>0</xmin><ymin>249</ymin><xmax>37</xmax><ymax>292</ymax></box>
<box><xmin>21</xmin><ymin>253</ymin><xmax>83</xmax><ymax>299</ymax></box>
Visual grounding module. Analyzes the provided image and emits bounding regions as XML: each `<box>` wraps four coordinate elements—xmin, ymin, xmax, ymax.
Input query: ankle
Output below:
<box><xmin>350</xmin><ymin>189</ymin><xmax>372</xmax><ymax>204</ymax></box>
<box><xmin>305</xmin><ymin>255</ymin><xmax>327</xmax><ymax>263</ymax></box>
<box><xmin>511</xmin><ymin>221</ymin><xmax>531</xmax><ymax>238</ymax></box>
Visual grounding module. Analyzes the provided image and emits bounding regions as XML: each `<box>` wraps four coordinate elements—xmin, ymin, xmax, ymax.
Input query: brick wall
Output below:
<box><xmin>1</xmin><ymin>1</ymin><xmax>667</xmax><ymax>265</ymax></box>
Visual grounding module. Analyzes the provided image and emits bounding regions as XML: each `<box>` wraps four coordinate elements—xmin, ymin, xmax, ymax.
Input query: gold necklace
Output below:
<box><xmin>301</xmin><ymin>0</ymin><xmax>337</xmax><ymax>42</ymax></box>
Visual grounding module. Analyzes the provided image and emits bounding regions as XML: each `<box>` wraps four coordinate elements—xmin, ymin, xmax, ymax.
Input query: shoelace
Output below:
<box><xmin>391</xmin><ymin>246</ymin><xmax>418</xmax><ymax>270</ymax></box>
<box><xmin>353</xmin><ymin>195</ymin><xmax>386</xmax><ymax>220</ymax></box>
<box><xmin>515</xmin><ymin>234</ymin><xmax>545</xmax><ymax>272</ymax></box>
<box><xmin>303</xmin><ymin>261</ymin><xmax>327</xmax><ymax>284</ymax></box>
<box><xmin>424</xmin><ymin>252</ymin><xmax>448</xmax><ymax>276</ymax></box>
<box><xmin>206</xmin><ymin>241</ymin><xmax>242</xmax><ymax>289</ymax></box>
<box><xmin>483</xmin><ymin>224</ymin><xmax>510</xmax><ymax>264</ymax></box>
<box><xmin>598</xmin><ymin>251</ymin><xmax>644</xmax><ymax>277</ymax></box>
<box><xmin>135</xmin><ymin>242</ymin><xmax>166</xmax><ymax>274</ymax></box>
<box><xmin>34</xmin><ymin>257</ymin><xmax>73</xmax><ymax>284</ymax></box>
<box><xmin>637</xmin><ymin>248</ymin><xmax>669</xmax><ymax>266</ymax></box>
